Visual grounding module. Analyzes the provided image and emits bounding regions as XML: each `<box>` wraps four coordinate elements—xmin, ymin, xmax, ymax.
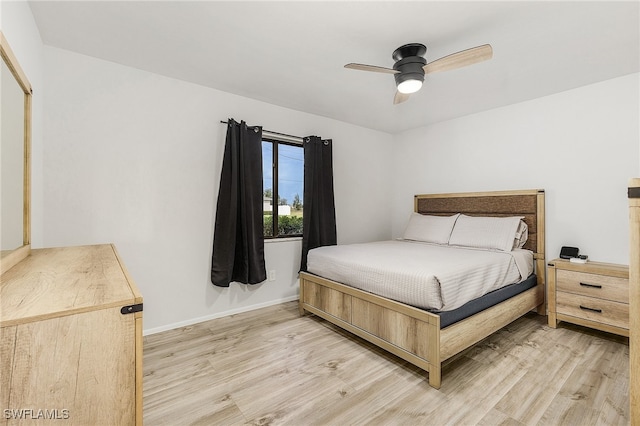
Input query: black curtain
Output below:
<box><xmin>300</xmin><ymin>136</ymin><xmax>337</xmax><ymax>271</ymax></box>
<box><xmin>211</xmin><ymin>119</ymin><xmax>266</xmax><ymax>287</ymax></box>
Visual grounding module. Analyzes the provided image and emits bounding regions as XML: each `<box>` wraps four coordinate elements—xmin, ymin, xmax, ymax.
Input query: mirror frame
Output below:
<box><xmin>0</xmin><ymin>31</ymin><xmax>32</xmax><ymax>275</ymax></box>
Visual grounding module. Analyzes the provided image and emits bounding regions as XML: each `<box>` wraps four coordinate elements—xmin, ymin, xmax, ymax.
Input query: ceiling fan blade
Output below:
<box><xmin>393</xmin><ymin>91</ymin><xmax>410</xmax><ymax>105</ymax></box>
<box><xmin>344</xmin><ymin>63</ymin><xmax>399</xmax><ymax>74</ymax></box>
<box><xmin>423</xmin><ymin>44</ymin><xmax>493</xmax><ymax>75</ymax></box>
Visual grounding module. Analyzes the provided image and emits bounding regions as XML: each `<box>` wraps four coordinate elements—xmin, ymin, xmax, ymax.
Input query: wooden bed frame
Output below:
<box><xmin>299</xmin><ymin>189</ymin><xmax>545</xmax><ymax>389</ymax></box>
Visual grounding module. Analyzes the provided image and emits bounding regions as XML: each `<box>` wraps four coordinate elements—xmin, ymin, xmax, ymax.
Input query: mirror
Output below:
<box><xmin>0</xmin><ymin>31</ymin><xmax>32</xmax><ymax>274</ymax></box>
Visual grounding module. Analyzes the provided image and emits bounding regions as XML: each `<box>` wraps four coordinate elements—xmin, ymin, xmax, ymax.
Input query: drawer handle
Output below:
<box><xmin>579</xmin><ymin>282</ymin><xmax>602</xmax><ymax>289</ymax></box>
<box><xmin>579</xmin><ymin>305</ymin><xmax>602</xmax><ymax>313</ymax></box>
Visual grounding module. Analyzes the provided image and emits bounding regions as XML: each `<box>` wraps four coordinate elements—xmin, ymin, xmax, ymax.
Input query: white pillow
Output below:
<box><xmin>449</xmin><ymin>215</ymin><xmax>524</xmax><ymax>252</ymax></box>
<box><xmin>514</xmin><ymin>220</ymin><xmax>528</xmax><ymax>249</ymax></box>
<box><xmin>403</xmin><ymin>213</ymin><xmax>460</xmax><ymax>245</ymax></box>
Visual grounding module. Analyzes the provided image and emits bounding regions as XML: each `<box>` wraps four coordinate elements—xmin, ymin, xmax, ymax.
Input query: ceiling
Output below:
<box><xmin>29</xmin><ymin>1</ymin><xmax>639</xmax><ymax>134</ymax></box>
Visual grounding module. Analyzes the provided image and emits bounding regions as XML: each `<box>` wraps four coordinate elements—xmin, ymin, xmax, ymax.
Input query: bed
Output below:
<box><xmin>298</xmin><ymin>189</ymin><xmax>545</xmax><ymax>389</ymax></box>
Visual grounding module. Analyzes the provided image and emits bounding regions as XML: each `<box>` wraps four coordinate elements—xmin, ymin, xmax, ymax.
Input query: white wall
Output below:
<box><xmin>392</xmin><ymin>73</ymin><xmax>640</xmax><ymax>265</ymax></box>
<box><xmin>42</xmin><ymin>46</ymin><xmax>394</xmax><ymax>333</ymax></box>
<box><xmin>1</xmin><ymin>2</ymin><xmax>44</xmax><ymax>249</ymax></box>
<box><xmin>6</xmin><ymin>2</ymin><xmax>639</xmax><ymax>335</ymax></box>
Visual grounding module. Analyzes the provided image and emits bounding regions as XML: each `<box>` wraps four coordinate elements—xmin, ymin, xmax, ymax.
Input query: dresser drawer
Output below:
<box><xmin>556</xmin><ymin>269</ymin><xmax>628</xmax><ymax>303</ymax></box>
<box><xmin>556</xmin><ymin>291</ymin><xmax>629</xmax><ymax>330</ymax></box>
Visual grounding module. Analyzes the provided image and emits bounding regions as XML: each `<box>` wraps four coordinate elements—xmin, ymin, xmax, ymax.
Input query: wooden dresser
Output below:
<box><xmin>547</xmin><ymin>258</ymin><xmax>629</xmax><ymax>337</ymax></box>
<box><xmin>0</xmin><ymin>244</ymin><xmax>143</xmax><ymax>425</ymax></box>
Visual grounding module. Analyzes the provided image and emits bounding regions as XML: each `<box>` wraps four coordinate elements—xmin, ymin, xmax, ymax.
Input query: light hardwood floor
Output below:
<box><xmin>143</xmin><ymin>301</ymin><xmax>629</xmax><ymax>425</ymax></box>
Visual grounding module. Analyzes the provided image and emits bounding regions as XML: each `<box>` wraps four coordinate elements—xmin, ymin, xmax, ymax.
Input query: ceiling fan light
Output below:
<box><xmin>397</xmin><ymin>79</ymin><xmax>423</xmax><ymax>94</ymax></box>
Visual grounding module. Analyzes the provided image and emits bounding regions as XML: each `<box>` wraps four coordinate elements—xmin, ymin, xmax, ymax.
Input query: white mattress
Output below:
<box><xmin>306</xmin><ymin>240</ymin><xmax>533</xmax><ymax>311</ymax></box>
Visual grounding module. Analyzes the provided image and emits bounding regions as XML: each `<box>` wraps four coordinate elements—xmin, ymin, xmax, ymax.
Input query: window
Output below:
<box><xmin>262</xmin><ymin>138</ymin><xmax>304</xmax><ymax>238</ymax></box>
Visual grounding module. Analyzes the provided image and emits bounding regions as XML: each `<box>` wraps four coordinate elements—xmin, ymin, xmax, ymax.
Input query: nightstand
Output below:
<box><xmin>547</xmin><ymin>258</ymin><xmax>629</xmax><ymax>337</ymax></box>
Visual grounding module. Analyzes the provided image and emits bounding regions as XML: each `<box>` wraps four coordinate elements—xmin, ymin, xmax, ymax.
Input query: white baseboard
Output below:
<box><xmin>142</xmin><ymin>295</ymin><xmax>300</xmax><ymax>336</ymax></box>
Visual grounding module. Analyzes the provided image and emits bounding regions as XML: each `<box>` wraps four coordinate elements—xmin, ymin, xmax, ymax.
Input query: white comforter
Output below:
<box><xmin>306</xmin><ymin>240</ymin><xmax>533</xmax><ymax>311</ymax></box>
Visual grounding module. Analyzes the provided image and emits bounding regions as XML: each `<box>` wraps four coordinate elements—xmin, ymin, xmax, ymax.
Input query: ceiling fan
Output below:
<box><xmin>344</xmin><ymin>43</ymin><xmax>493</xmax><ymax>104</ymax></box>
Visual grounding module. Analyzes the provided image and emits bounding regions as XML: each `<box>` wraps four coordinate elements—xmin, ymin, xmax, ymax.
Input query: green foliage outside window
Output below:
<box><xmin>263</xmin><ymin>215</ymin><xmax>303</xmax><ymax>237</ymax></box>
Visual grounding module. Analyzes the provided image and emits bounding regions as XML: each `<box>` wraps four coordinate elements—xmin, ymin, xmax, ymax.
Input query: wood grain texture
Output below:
<box><xmin>302</xmin><ymin>301</ymin><xmax>440</xmax><ymax>387</ymax></box>
<box><xmin>300</xmin><ymin>189</ymin><xmax>545</xmax><ymax>389</ymax></box>
<box><xmin>1</xmin><ymin>244</ymin><xmax>143</xmax><ymax>425</ymax></box>
<box><xmin>550</xmin><ymin>258</ymin><xmax>629</xmax><ymax>279</ymax></box>
<box><xmin>143</xmin><ymin>301</ymin><xmax>630</xmax><ymax>425</ymax></box>
<box><xmin>555</xmin><ymin>313</ymin><xmax>629</xmax><ymax>338</ymax></box>
<box><xmin>548</xmin><ymin>258</ymin><xmax>629</xmax><ymax>337</ymax></box>
<box><xmin>300</xmin><ymin>269</ymin><xmax>541</xmax><ymax>389</ymax></box>
<box><xmin>548</xmin><ymin>262</ymin><xmax>558</xmax><ymax>327</ymax></box>
<box><xmin>1</xmin><ymin>307</ymin><xmax>135</xmax><ymax>425</ymax></box>
<box><xmin>415</xmin><ymin>189</ymin><xmax>544</xmax><ymax>253</ymax></box>
<box><xmin>629</xmin><ymin>177</ymin><xmax>640</xmax><ymax>426</ymax></box>
<box><xmin>302</xmin><ymin>280</ymin><xmax>352</xmax><ymax>322</ymax></box>
<box><xmin>440</xmin><ymin>286</ymin><xmax>541</xmax><ymax>360</ymax></box>
<box><xmin>0</xmin><ymin>326</ymin><xmax>17</xmax><ymax>415</ymax></box>
<box><xmin>536</xmin><ymin>190</ymin><xmax>545</xmax><ymax>263</ymax></box>
<box><xmin>556</xmin><ymin>269</ymin><xmax>629</xmax><ymax>303</ymax></box>
<box><xmin>300</xmin><ymin>272</ymin><xmax>442</xmax><ymax>387</ymax></box>
<box><xmin>1</xmin><ymin>245</ymin><xmax>135</xmax><ymax>326</ymax></box>
<box><xmin>556</xmin><ymin>292</ymin><xmax>628</xmax><ymax>330</ymax></box>
<box><xmin>0</xmin><ymin>245</ymin><xmax>30</xmax><ymax>277</ymax></box>
<box><xmin>351</xmin><ymin>297</ymin><xmax>432</xmax><ymax>360</ymax></box>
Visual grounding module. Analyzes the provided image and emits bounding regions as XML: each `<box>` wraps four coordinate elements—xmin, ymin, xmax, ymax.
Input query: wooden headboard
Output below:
<box><xmin>414</xmin><ymin>189</ymin><xmax>545</xmax><ymax>260</ymax></box>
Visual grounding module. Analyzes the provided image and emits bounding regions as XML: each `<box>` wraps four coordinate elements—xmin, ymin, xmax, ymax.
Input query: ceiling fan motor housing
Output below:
<box><xmin>392</xmin><ymin>43</ymin><xmax>427</xmax><ymax>86</ymax></box>
<box><xmin>393</xmin><ymin>55</ymin><xmax>427</xmax><ymax>86</ymax></box>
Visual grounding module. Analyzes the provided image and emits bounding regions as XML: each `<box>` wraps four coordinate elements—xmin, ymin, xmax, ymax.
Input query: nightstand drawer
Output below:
<box><xmin>556</xmin><ymin>269</ymin><xmax>628</xmax><ymax>303</ymax></box>
<box><xmin>556</xmin><ymin>291</ymin><xmax>629</xmax><ymax>330</ymax></box>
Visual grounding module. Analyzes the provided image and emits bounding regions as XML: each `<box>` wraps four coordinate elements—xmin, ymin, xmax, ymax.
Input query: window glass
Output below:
<box><xmin>262</xmin><ymin>141</ymin><xmax>274</xmax><ymax>237</ymax></box>
<box><xmin>262</xmin><ymin>140</ymin><xmax>303</xmax><ymax>237</ymax></box>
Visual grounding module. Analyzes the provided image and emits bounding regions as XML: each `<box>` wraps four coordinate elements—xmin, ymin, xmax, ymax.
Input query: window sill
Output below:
<box><xmin>264</xmin><ymin>237</ymin><xmax>303</xmax><ymax>244</ymax></box>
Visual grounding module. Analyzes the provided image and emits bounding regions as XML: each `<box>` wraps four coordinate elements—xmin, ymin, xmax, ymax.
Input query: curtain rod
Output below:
<box><xmin>219</xmin><ymin>120</ymin><xmax>304</xmax><ymax>145</ymax></box>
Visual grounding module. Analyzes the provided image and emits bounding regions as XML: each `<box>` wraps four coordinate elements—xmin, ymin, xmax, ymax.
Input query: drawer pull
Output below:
<box><xmin>579</xmin><ymin>282</ymin><xmax>602</xmax><ymax>289</ymax></box>
<box><xmin>121</xmin><ymin>303</ymin><xmax>143</xmax><ymax>315</ymax></box>
<box><xmin>579</xmin><ymin>305</ymin><xmax>602</xmax><ymax>313</ymax></box>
